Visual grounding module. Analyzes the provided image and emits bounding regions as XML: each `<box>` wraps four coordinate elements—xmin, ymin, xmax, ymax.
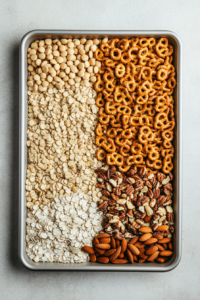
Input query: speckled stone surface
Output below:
<box><xmin>0</xmin><ymin>0</ymin><xmax>199</xmax><ymax>299</ymax></box>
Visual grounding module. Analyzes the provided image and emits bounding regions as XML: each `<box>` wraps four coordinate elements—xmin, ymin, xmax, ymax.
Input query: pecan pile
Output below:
<box><xmin>96</xmin><ymin>165</ymin><xmax>174</xmax><ymax>240</ymax></box>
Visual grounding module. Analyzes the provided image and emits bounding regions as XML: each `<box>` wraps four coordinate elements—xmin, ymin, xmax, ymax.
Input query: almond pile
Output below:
<box><xmin>82</xmin><ymin>232</ymin><xmax>173</xmax><ymax>264</ymax></box>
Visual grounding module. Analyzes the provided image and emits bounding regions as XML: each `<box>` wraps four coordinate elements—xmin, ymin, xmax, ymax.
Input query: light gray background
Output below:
<box><xmin>0</xmin><ymin>0</ymin><xmax>199</xmax><ymax>299</ymax></box>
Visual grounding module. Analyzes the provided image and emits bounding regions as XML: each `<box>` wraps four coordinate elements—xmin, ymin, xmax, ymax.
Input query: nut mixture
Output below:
<box><xmin>26</xmin><ymin>189</ymin><xmax>103</xmax><ymax>263</ymax></box>
<box><xmin>26</xmin><ymin>36</ymin><xmax>176</xmax><ymax>265</ymax></box>
<box><xmin>96</xmin><ymin>165</ymin><xmax>174</xmax><ymax>239</ymax></box>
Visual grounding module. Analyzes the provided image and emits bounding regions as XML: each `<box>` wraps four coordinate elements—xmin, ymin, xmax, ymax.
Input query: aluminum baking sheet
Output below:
<box><xmin>19</xmin><ymin>30</ymin><xmax>182</xmax><ymax>271</ymax></box>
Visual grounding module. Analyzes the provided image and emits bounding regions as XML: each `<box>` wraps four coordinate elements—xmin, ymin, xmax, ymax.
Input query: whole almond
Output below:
<box><xmin>139</xmin><ymin>258</ymin><xmax>145</xmax><ymax>263</ymax></box>
<box><xmin>111</xmin><ymin>236</ymin><xmax>116</xmax><ymax>249</ymax></box>
<box><xmin>110</xmin><ymin>246</ymin><xmax>121</xmax><ymax>262</ymax></box>
<box><xmin>96</xmin><ymin>244</ymin><xmax>111</xmax><ymax>250</ymax></box>
<box><xmin>157</xmin><ymin>244</ymin><xmax>165</xmax><ymax>251</ymax></box>
<box><xmin>89</xmin><ymin>254</ymin><xmax>96</xmax><ymax>262</ymax></box>
<box><xmin>156</xmin><ymin>257</ymin><xmax>165</xmax><ymax>263</ymax></box>
<box><xmin>121</xmin><ymin>239</ymin><xmax>128</xmax><ymax>252</ymax></box>
<box><xmin>126</xmin><ymin>249</ymin><xmax>134</xmax><ymax>263</ymax></box>
<box><xmin>99</xmin><ymin>238</ymin><xmax>111</xmax><ymax>244</ymax></box>
<box><xmin>104</xmin><ymin>249</ymin><xmax>116</xmax><ymax>257</ymax></box>
<box><xmin>139</xmin><ymin>233</ymin><xmax>152</xmax><ymax>242</ymax></box>
<box><xmin>156</xmin><ymin>225</ymin><xmax>169</xmax><ymax>231</ymax></box>
<box><xmin>128</xmin><ymin>244</ymin><xmax>140</xmax><ymax>255</ymax></box>
<box><xmin>162</xmin><ymin>243</ymin><xmax>168</xmax><ymax>249</ymax></box>
<box><xmin>144</xmin><ymin>238</ymin><xmax>158</xmax><ymax>245</ymax></box>
<box><xmin>160</xmin><ymin>250</ymin><xmax>173</xmax><ymax>256</ymax></box>
<box><xmin>147</xmin><ymin>251</ymin><xmax>160</xmax><ymax>261</ymax></box>
<box><xmin>168</xmin><ymin>242</ymin><xmax>173</xmax><ymax>250</ymax></box>
<box><xmin>116</xmin><ymin>240</ymin><xmax>121</xmax><ymax>247</ymax></box>
<box><xmin>82</xmin><ymin>246</ymin><xmax>95</xmax><ymax>254</ymax></box>
<box><xmin>139</xmin><ymin>251</ymin><xmax>148</xmax><ymax>260</ymax></box>
<box><xmin>95</xmin><ymin>248</ymin><xmax>105</xmax><ymax>256</ymax></box>
<box><xmin>158</xmin><ymin>238</ymin><xmax>171</xmax><ymax>244</ymax></box>
<box><xmin>129</xmin><ymin>236</ymin><xmax>139</xmax><ymax>245</ymax></box>
<box><xmin>97</xmin><ymin>257</ymin><xmax>109</xmax><ymax>264</ymax></box>
<box><xmin>139</xmin><ymin>226</ymin><xmax>152</xmax><ymax>233</ymax></box>
<box><xmin>134</xmin><ymin>242</ymin><xmax>142</xmax><ymax>248</ymax></box>
<box><xmin>133</xmin><ymin>254</ymin><xmax>138</xmax><ymax>261</ymax></box>
<box><xmin>146</xmin><ymin>245</ymin><xmax>158</xmax><ymax>256</ymax></box>
<box><xmin>119</xmin><ymin>252</ymin><xmax>124</xmax><ymax>259</ymax></box>
<box><xmin>96</xmin><ymin>233</ymin><xmax>110</xmax><ymax>239</ymax></box>
<box><xmin>112</xmin><ymin>259</ymin><xmax>128</xmax><ymax>264</ymax></box>
<box><xmin>93</xmin><ymin>237</ymin><xmax>99</xmax><ymax>247</ymax></box>
<box><xmin>144</xmin><ymin>215</ymin><xmax>152</xmax><ymax>223</ymax></box>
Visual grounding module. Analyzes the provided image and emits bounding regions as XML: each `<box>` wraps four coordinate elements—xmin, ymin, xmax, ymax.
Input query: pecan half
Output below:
<box><xmin>164</xmin><ymin>183</ymin><xmax>173</xmax><ymax>196</ymax></box>
<box><xmin>99</xmin><ymin>201</ymin><xmax>108</xmax><ymax>211</ymax></box>
<box><xmin>126</xmin><ymin>186</ymin><xmax>135</xmax><ymax>195</ymax></box>
<box><xmin>102</xmin><ymin>190</ymin><xmax>111</xmax><ymax>197</ymax></box>
<box><xmin>113</xmin><ymin>187</ymin><xmax>121</xmax><ymax>196</ymax></box>
<box><xmin>157</xmin><ymin>172</ymin><xmax>166</xmax><ymax>182</ymax></box>
<box><xmin>111</xmin><ymin>193</ymin><xmax>119</xmax><ymax>201</ymax></box>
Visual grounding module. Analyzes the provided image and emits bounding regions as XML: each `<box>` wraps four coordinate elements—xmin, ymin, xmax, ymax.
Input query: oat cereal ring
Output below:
<box><xmin>94</xmin><ymin>48</ymin><xmax>105</xmax><ymax>61</ymax></box>
<box><xmin>117</xmin><ymin>105</ymin><xmax>132</xmax><ymax>115</ymax></box>
<box><xmin>103</xmin><ymin>72</ymin><xmax>114</xmax><ymax>83</ymax></box>
<box><xmin>115</xmin><ymin>63</ymin><xmax>126</xmax><ymax>78</ymax></box>
<box><xmin>162</xmin><ymin>129</ymin><xmax>173</xmax><ymax>142</ymax></box>
<box><xmin>167</xmin><ymin>77</ymin><xmax>176</xmax><ymax>89</ymax></box>
<box><xmin>115</xmin><ymin>134</ymin><xmax>128</xmax><ymax>146</ymax></box>
<box><xmin>118</xmin><ymin>164</ymin><xmax>130</xmax><ymax>172</ymax></box>
<box><xmin>102</xmin><ymin>138</ymin><xmax>116</xmax><ymax>153</ymax></box>
<box><xmin>96</xmin><ymin>93</ymin><xmax>105</xmax><ymax>107</ymax></box>
<box><xmin>99</xmin><ymin>113</ymin><xmax>111</xmax><ymax>125</ymax></box>
<box><xmin>120</xmin><ymin>145</ymin><xmax>130</xmax><ymax>157</ymax></box>
<box><xmin>138</xmin><ymin>38</ymin><xmax>149</xmax><ymax>48</ymax></box>
<box><xmin>95</xmin><ymin>136</ymin><xmax>107</xmax><ymax>147</ymax></box>
<box><xmin>94</xmin><ymin>74</ymin><xmax>104</xmax><ymax>92</ymax></box>
<box><xmin>96</xmin><ymin>149</ymin><xmax>106</xmax><ymax>161</ymax></box>
<box><xmin>110</xmin><ymin>48</ymin><xmax>122</xmax><ymax>60</ymax></box>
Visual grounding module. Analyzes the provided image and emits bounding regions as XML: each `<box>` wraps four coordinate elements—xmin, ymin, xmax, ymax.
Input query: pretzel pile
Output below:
<box><xmin>94</xmin><ymin>38</ymin><xmax>176</xmax><ymax>174</ymax></box>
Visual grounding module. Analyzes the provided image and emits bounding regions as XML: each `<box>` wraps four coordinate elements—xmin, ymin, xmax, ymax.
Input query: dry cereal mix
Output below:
<box><xmin>26</xmin><ymin>37</ymin><xmax>176</xmax><ymax>265</ymax></box>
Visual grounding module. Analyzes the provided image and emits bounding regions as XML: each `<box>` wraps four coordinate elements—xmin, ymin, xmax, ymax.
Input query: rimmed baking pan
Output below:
<box><xmin>19</xmin><ymin>30</ymin><xmax>182</xmax><ymax>271</ymax></box>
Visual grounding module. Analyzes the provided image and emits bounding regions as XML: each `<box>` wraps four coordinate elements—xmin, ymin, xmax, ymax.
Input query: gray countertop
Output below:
<box><xmin>0</xmin><ymin>0</ymin><xmax>199</xmax><ymax>299</ymax></box>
